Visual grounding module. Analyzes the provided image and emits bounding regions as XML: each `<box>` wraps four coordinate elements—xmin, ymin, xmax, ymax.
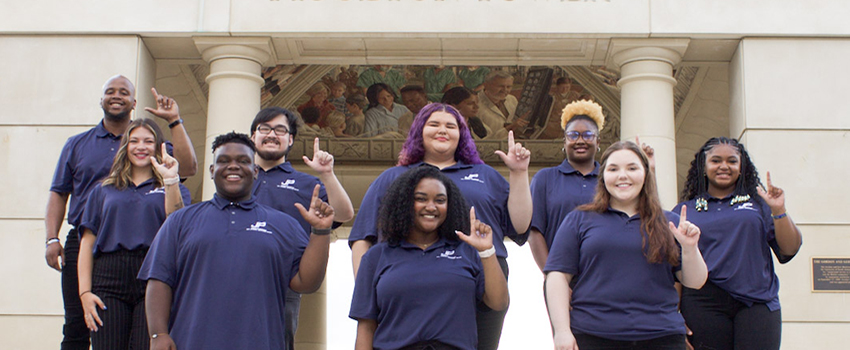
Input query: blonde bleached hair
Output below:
<box><xmin>560</xmin><ymin>99</ymin><xmax>605</xmax><ymax>131</ymax></box>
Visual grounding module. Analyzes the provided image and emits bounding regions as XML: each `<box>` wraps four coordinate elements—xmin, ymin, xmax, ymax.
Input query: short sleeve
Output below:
<box><xmin>79</xmin><ymin>185</ymin><xmax>105</xmax><ymax>237</ymax></box>
<box><xmin>543</xmin><ymin>211</ymin><xmax>582</xmax><ymax>274</ymax></box>
<box><xmin>137</xmin><ymin>213</ymin><xmax>181</xmax><ymax>287</ymax></box>
<box><xmin>349</xmin><ymin>170</ymin><xmax>395</xmax><ymax>245</ymax></box>
<box><xmin>349</xmin><ymin>248</ymin><xmax>381</xmax><ymax>321</ymax></box>
<box><xmin>50</xmin><ymin>139</ymin><xmax>76</xmax><ymax>194</ymax></box>
<box><xmin>529</xmin><ymin>170</ymin><xmax>549</xmax><ymax>235</ymax></box>
<box><xmin>760</xmin><ymin>199</ymin><xmax>797</xmax><ymax>264</ymax></box>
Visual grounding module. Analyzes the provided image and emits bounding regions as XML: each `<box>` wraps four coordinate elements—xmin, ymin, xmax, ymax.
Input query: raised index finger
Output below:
<box><xmin>765</xmin><ymin>171</ymin><xmax>773</xmax><ymax>191</ymax></box>
<box><xmin>150</xmin><ymin>87</ymin><xmax>160</xmax><ymax>99</ymax></box>
<box><xmin>679</xmin><ymin>205</ymin><xmax>688</xmax><ymax>227</ymax></box>
<box><xmin>469</xmin><ymin>206</ymin><xmax>477</xmax><ymax>227</ymax></box>
<box><xmin>313</xmin><ymin>137</ymin><xmax>321</xmax><ymax>156</ymax></box>
<box><xmin>507</xmin><ymin>130</ymin><xmax>515</xmax><ymax>149</ymax></box>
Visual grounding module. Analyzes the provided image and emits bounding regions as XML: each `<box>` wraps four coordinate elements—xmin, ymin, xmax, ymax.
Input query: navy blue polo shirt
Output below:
<box><xmin>350</xmin><ymin>238</ymin><xmax>484</xmax><ymax>350</ymax></box>
<box><xmin>530</xmin><ymin>160</ymin><xmax>599</xmax><ymax>248</ymax></box>
<box><xmin>544</xmin><ymin>209</ymin><xmax>685</xmax><ymax>341</ymax></box>
<box><xmin>252</xmin><ymin>161</ymin><xmax>330</xmax><ymax>237</ymax></box>
<box><xmin>674</xmin><ymin>196</ymin><xmax>795</xmax><ymax>311</ymax></box>
<box><xmin>348</xmin><ymin>162</ymin><xmax>522</xmax><ymax>258</ymax></box>
<box><xmin>79</xmin><ymin>179</ymin><xmax>191</xmax><ymax>256</ymax></box>
<box><xmin>137</xmin><ymin>195</ymin><xmax>308</xmax><ymax>350</ymax></box>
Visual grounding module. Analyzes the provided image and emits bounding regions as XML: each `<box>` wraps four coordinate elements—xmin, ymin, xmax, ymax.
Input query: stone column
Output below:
<box><xmin>608</xmin><ymin>39</ymin><xmax>689</xmax><ymax>208</ymax></box>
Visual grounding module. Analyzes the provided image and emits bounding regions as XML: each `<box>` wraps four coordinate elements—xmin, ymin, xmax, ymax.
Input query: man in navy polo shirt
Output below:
<box><xmin>139</xmin><ymin>132</ymin><xmax>334</xmax><ymax>350</ymax></box>
<box><xmin>45</xmin><ymin>75</ymin><xmax>198</xmax><ymax>350</ymax></box>
<box><xmin>249</xmin><ymin>106</ymin><xmax>355</xmax><ymax>350</ymax></box>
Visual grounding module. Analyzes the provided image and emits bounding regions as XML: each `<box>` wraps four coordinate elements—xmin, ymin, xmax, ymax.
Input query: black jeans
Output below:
<box><xmin>61</xmin><ymin>229</ymin><xmax>90</xmax><ymax>350</ymax></box>
<box><xmin>574</xmin><ymin>333</ymin><xmax>686</xmax><ymax>350</ymax></box>
<box><xmin>681</xmin><ymin>281</ymin><xmax>781</xmax><ymax>350</ymax></box>
<box><xmin>398</xmin><ymin>340</ymin><xmax>461</xmax><ymax>350</ymax></box>
<box><xmin>90</xmin><ymin>249</ymin><xmax>149</xmax><ymax>350</ymax></box>
<box><xmin>475</xmin><ymin>256</ymin><xmax>509</xmax><ymax>350</ymax></box>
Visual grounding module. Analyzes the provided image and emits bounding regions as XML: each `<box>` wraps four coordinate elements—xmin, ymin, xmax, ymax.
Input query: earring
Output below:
<box><xmin>695</xmin><ymin>198</ymin><xmax>708</xmax><ymax>212</ymax></box>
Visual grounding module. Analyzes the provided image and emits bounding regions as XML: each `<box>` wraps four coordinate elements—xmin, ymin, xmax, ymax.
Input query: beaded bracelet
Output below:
<box><xmin>772</xmin><ymin>212</ymin><xmax>788</xmax><ymax>220</ymax></box>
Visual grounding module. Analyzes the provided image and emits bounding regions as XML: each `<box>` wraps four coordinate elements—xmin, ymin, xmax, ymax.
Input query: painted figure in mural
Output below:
<box><xmin>441</xmin><ymin>86</ymin><xmax>491</xmax><ymax>140</ymax></box>
<box><xmin>349</xmin><ymin>103</ymin><xmax>532</xmax><ymax>350</ymax></box>
<box><xmin>45</xmin><ymin>75</ymin><xmax>197</xmax><ymax>350</ymax></box>
<box><xmin>350</xmin><ymin>166</ymin><xmax>509</xmax><ymax>350</ymax></box>
<box><xmin>458</xmin><ymin>66</ymin><xmax>491</xmax><ymax>92</ymax></box>
<box><xmin>326</xmin><ymin>110</ymin><xmax>353</xmax><ymax>137</ymax></box>
<box><xmin>246</xmin><ymin>107</ymin><xmax>354</xmax><ymax>350</ymax></box>
<box><xmin>675</xmin><ymin>137</ymin><xmax>802</xmax><ymax>350</ymax></box>
<box><xmin>298</xmin><ymin>82</ymin><xmax>336</xmax><ymax>128</ymax></box>
<box><xmin>477</xmin><ymin>71</ymin><xmax>527</xmax><ymax>138</ymax></box>
<box><xmin>357</xmin><ymin>65</ymin><xmax>407</xmax><ymax>102</ymax></box>
<box><xmin>139</xmin><ymin>132</ymin><xmax>334</xmax><ymax>350</ymax></box>
<box><xmin>77</xmin><ymin>119</ymin><xmax>191</xmax><ymax>350</ymax></box>
<box><xmin>423</xmin><ymin>65</ymin><xmax>458</xmax><ymax>102</ymax></box>
<box><xmin>328</xmin><ymin>81</ymin><xmax>349</xmax><ymax>117</ymax></box>
<box><xmin>540</xmin><ymin>76</ymin><xmax>583</xmax><ymax>139</ymax></box>
<box><xmin>344</xmin><ymin>94</ymin><xmax>368</xmax><ymax>137</ymax></box>
<box><xmin>361</xmin><ymin>83</ymin><xmax>412</xmax><ymax>138</ymax></box>
<box><xmin>400</xmin><ymin>85</ymin><xmax>429</xmax><ymax>116</ymax></box>
<box><xmin>545</xmin><ymin>141</ymin><xmax>708</xmax><ymax>350</ymax></box>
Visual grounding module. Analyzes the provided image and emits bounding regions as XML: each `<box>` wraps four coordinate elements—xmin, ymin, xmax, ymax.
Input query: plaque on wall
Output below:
<box><xmin>811</xmin><ymin>257</ymin><xmax>850</xmax><ymax>292</ymax></box>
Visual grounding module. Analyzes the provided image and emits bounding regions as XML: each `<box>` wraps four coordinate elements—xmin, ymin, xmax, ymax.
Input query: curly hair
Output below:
<box><xmin>212</xmin><ymin>132</ymin><xmax>256</xmax><ymax>153</ymax></box>
<box><xmin>397</xmin><ymin>103</ymin><xmax>484</xmax><ymax>166</ymax></box>
<box><xmin>579</xmin><ymin>141</ymin><xmax>680</xmax><ymax>266</ymax></box>
<box><xmin>378</xmin><ymin>166</ymin><xmax>470</xmax><ymax>246</ymax></box>
<box><xmin>680</xmin><ymin>137</ymin><xmax>761</xmax><ymax>202</ymax></box>
<box><xmin>102</xmin><ymin>119</ymin><xmax>165</xmax><ymax>190</ymax></box>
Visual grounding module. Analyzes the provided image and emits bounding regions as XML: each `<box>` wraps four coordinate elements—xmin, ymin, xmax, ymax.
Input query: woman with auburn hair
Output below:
<box><xmin>545</xmin><ymin>141</ymin><xmax>707</xmax><ymax>350</ymax></box>
<box><xmin>350</xmin><ymin>166</ymin><xmax>508</xmax><ymax>350</ymax></box>
<box><xmin>298</xmin><ymin>82</ymin><xmax>336</xmax><ymax>128</ymax></box>
<box><xmin>349</xmin><ymin>102</ymin><xmax>532</xmax><ymax>350</ymax></box>
<box><xmin>77</xmin><ymin>119</ymin><xmax>190</xmax><ymax>350</ymax></box>
<box><xmin>675</xmin><ymin>137</ymin><xmax>802</xmax><ymax>350</ymax></box>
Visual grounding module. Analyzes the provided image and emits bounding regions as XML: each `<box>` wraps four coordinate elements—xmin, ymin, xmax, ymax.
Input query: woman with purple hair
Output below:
<box><xmin>349</xmin><ymin>102</ymin><xmax>532</xmax><ymax>350</ymax></box>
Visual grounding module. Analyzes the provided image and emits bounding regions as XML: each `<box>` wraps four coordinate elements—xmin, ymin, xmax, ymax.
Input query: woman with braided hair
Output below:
<box><xmin>674</xmin><ymin>137</ymin><xmax>802</xmax><ymax>350</ymax></box>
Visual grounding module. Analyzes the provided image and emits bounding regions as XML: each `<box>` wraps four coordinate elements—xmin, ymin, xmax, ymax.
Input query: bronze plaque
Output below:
<box><xmin>812</xmin><ymin>257</ymin><xmax>850</xmax><ymax>292</ymax></box>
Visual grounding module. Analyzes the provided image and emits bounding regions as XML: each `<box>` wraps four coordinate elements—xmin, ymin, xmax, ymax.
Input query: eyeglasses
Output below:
<box><xmin>256</xmin><ymin>125</ymin><xmax>290</xmax><ymax>136</ymax></box>
<box><xmin>565</xmin><ymin>131</ymin><xmax>597</xmax><ymax>142</ymax></box>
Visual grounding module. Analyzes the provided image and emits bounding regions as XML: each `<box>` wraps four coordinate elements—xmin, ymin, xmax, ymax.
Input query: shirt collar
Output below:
<box><xmin>211</xmin><ymin>194</ymin><xmax>258</xmax><ymax>210</ymax></box>
<box><xmin>263</xmin><ymin>161</ymin><xmax>294</xmax><ymax>174</ymax></box>
<box><xmin>407</xmin><ymin>161</ymin><xmax>474</xmax><ymax>171</ymax></box>
<box><xmin>557</xmin><ymin>160</ymin><xmax>600</xmax><ymax>176</ymax></box>
<box><xmin>397</xmin><ymin>237</ymin><xmax>455</xmax><ymax>252</ymax></box>
<box><xmin>95</xmin><ymin>120</ymin><xmax>121</xmax><ymax>139</ymax></box>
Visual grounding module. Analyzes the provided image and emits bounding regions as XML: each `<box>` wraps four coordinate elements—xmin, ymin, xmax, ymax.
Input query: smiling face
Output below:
<box><xmin>422</xmin><ymin>111</ymin><xmax>460</xmax><ymax>159</ymax></box>
<box><xmin>126</xmin><ymin>126</ymin><xmax>156</xmax><ymax>169</ymax></box>
<box><xmin>311</xmin><ymin>87</ymin><xmax>329</xmax><ymax>104</ymax></box>
<box><xmin>603</xmin><ymin>149</ymin><xmax>646</xmax><ymax>210</ymax></box>
<box><xmin>251</xmin><ymin>114</ymin><xmax>293</xmax><ymax>162</ymax></box>
<box><xmin>483</xmin><ymin>76</ymin><xmax>514</xmax><ymax>103</ymax></box>
<box><xmin>100</xmin><ymin>76</ymin><xmax>136</xmax><ymax>120</ymax></box>
<box><xmin>564</xmin><ymin>119</ymin><xmax>598</xmax><ymax>164</ymax></box>
<box><xmin>704</xmin><ymin>144</ymin><xmax>741</xmax><ymax>196</ymax></box>
<box><xmin>454</xmin><ymin>95</ymin><xmax>480</xmax><ymax>119</ymax></box>
<box><xmin>210</xmin><ymin>142</ymin><xmax>258</xmax><ymax>202</ymax></box>
<box><xmin>411</xmin><ymin>177</ymin><xmax>448</xmax><ymax>236</ymax></box>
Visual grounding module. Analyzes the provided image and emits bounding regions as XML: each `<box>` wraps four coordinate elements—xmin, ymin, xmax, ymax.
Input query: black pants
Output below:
<box><xmin>90</xmin><ymin>249</ymin><xmax>149</xmax><ymax>350</ymax></box>
<box><xmin>475</xmin><ymin>256</ymin><xmax>509</xmax><ymax>350</ymax></box>
<box><xmin>399</xmin><ymin>340</ymin><xmax>462</xmax><ymax>350</ymax></box>
<box><xmin>574</xmin><ymin>333</ymin><xmax>685</xmax><ymax>350</ymax></box>
<box><xmin>61</xmin><ymin>229</ymin><xmax>89</xmax><ymax>350</ymax></box>
<box><xmin>681</xmin><ymin>281</ymin><xmax>781</xmax><ymax>350</ymax></box>
<box><xmin>284</xmin><ymin>287</ymin><xmax>301</xmax><ymax>350</ymax></box>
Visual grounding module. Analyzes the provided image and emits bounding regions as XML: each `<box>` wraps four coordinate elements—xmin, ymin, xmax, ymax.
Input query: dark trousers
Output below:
<box><xmin>681</xmin><ymin>282</ymin><xmax>781</xmax><ymax>350</ymax></box>
<box><xmin>399</xmin><ymin>340</ymin><xmax>462</xmax><ymax>350</ymax></box>
<box><xmin>61</xmin><ymin>229</ymin><xmax>89</xmax><ymax>350</ymax></box>
<box><xmin>284</xmin><ymin>287</ymin><xmax>301</xmax><ymax>350</ymax></box>
<box><xmin>475</xmin><ymin>256</ymin><xmax>509</xmax><ymax>350</ymax></box>
<box><xmin>573</xmin><ymin>333</ymin><xmax>686</xmax><ymax>350</ymax></box>
<box><xmin>90</xmin><ymin>249</ymin><xmax>149</xmax><ymax>350</ymax></box>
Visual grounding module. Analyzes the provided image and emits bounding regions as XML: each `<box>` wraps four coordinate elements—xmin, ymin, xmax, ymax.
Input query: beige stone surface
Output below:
<box><xmin>783</xmin><ymin>322</ymin><xmax>850</xmax><ymax>349</ymax></box>
<box><xmin>0</xmin><ymin>315</ymin><xmax>64</xmax><ymax>350</ymax></box>
<box><xmin>0</xmin><ymin>220</ymin><xmax>64</xmax><ymax>315</ymax></box>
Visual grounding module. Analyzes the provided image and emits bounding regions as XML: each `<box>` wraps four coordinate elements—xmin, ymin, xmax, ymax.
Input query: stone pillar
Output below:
<box><xmin>296</xmin><ymin>279</ymin><xmax>328</xmax><ymax>350</ymax></box>
<box><xmin>608</xmin><ymin>39</ymin><xmax>689</xmax><ymax>208</ymax></box>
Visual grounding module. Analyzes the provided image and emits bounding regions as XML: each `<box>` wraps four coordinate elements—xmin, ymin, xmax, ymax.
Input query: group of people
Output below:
<box><xmin>45</xmin><ymin>74</ymin><xmax>802</xmax><ymax>350</ymax></box>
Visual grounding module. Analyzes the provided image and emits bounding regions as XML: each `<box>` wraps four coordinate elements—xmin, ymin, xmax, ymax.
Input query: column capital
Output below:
<box><xmin>193</xmin><ymin>36</ymin><xmax>276</xmax><ymax>67</ymax></box>
<box><xmin>606</xmin><ymin>38</ymin><xmax>690</xmax><ymax>70</ymax></box>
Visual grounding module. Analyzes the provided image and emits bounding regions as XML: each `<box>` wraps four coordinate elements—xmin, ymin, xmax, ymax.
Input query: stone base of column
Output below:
<box><xmin>295</xmin><ymin>278</ymin><xmax>327</xmax><ymax>350</ymax></box>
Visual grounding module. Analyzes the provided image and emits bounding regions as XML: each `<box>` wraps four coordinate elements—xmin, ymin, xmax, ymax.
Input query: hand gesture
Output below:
<box><xmin>669</xmin><ymin>205</ymin><xmax>700</xmax><ymax>249</ymax></box>
<box><xmin>302</xmin><ymin>137</ymin><xmax>335</xmax><ymax>175</ymax></box>
<box><xmin>45</xmin><ymin>241</ymin><xmax>65</xmax><ymax>271</ymax></box>
<box><xmin>151</xmin><ymin>143</ymin><xmax>179</xmax><ymax>181</ymax></box>
<box><xmin>151</xmin><ymin>333</ymin><xmax>178</xmax><ymax>350</ymax></box>
<box><xmin>494</xmin><ymin>131</ymin><xmax>531</xmax><ymax>172</ymax></box>
<box><xmin>636</xmin><ymin>136</ymin><xmax>655</xmax><ymax>172</ymax></box>
<box><xmin>455</xmin><ymin>207</ymin><xmax>494</xmax><ymax>252</ymax></box>
<box><xmin>757</xmin><ymin>171</ymin><xmax>786</xmax><ymax>213</ymax></box>
<box><xmin>144</xmin><ymin>88</ymin><xmax>180</xmax><ymax>123</ymax></box>
<box><xmin>295</xmin><ymin>184</ymin><xmax>335</xmax><ymax>230</ymax></box>
<box><xmin>553</xmin><ymin>329</ymin><xmax>579</xmax><ymax>350</ymax></box>
<box><xmin>81</xmin><ymin>292</ymin><xmax>105</xmax><ymax>332</ymax></box>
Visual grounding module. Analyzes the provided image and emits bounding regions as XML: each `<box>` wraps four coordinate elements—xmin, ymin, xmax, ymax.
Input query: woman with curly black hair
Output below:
<box><xmin>674</xmin><ymin>137</ymin><xmax>802</xmax><ymax>350</ymax></box>
<box><xmin>350</xmin><ymin>166</ymin><xmax>509</xmax><ymax>350</ymax></box>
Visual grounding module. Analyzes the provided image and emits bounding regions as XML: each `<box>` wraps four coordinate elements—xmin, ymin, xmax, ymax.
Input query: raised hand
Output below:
<box><xmin>81</xmin><ymin>292</ymin><xmax>105</xmax><ymax>332</ymax></box>
<box><xmin>295</xmin><ymin>184</ymin><xmax>335</xmax><ymax>230</ymax></box>
<box><xmin>302</xmin><ymin>137</ymin><xmax>334</xmax><ymax>175</ymax></box>
<box><xmin>757</xmin><ymin>171</ymin><xmax>786</xmax><ymax>213</ymax></box>
<box><xmin>494</xmin><ymin>131</ymin><xmax>531</xmax><ymax>172</ymax></box>
<box><xmin>455</xmin><ymin>207</ymin><xmax>494</xmax><ymax>252</ymax></box>
<box><xmin>151</xmin><ymin>143</ymin><xmax>179</xmax><ymax>180</ymax></box>
<box><xmin>144</xmin><ymin>88</ymin><xmax>180</xmax><ymax>123</ymax></box>
<box><xmin>669</xmin><ymin>205</ymin><xmax>700</xmax><ymax>249</ymax></box>
<box><xmin>636</xmin><ymin>136</ymin><xmax>655</xmax><ymax>172</ymax></box>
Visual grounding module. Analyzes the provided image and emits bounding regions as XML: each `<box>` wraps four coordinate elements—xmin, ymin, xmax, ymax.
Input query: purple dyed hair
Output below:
<box><xmin>398</xmin><ymin>103</ymin><xmax>483</xmax><ymax>166</ymax></box>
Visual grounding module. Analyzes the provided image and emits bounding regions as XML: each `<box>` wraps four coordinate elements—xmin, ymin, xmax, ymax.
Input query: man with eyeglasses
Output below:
<box><xmin>249</xmin><ymin>107</ymin><xmax>355</xmax><ymax>350</ymax></box>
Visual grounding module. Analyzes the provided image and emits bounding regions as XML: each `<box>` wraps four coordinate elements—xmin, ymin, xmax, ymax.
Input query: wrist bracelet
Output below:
<box><xmin>163</xmin><ymin>177</ymin><xmax>180</xmax><ymax>186</ymax></box>
<box><xmin>478</xmin><ymin>246</ymin><xmax>496</xmax><ymax>259</ymax></box>
<box><xmin>311</xmin><ymin>227</ymin><xmax>332</xmax><ymax>236</ymax></box>
<box><xmin>79</xmin><ymin>290</ymin><xmax>91</xmax><ymax>297</ymax></box>
<box><xmin>151</xmin><ymin>333</ymin><xmax>168</xmax><ymax>339</ymax></box>
<box><xmin>168</xmin><ymin>119</ymin><xmax>183</xmax><ymax>129</ymax></box>
<box><xmin>772</xmin><ymin>212</ymin><xmax>788</xmax><ymax>220</ymax></box>
<box><xmin>46</xmin><ymin>238</ymin><xmax>60</xmax><ymax>247</ymax></box>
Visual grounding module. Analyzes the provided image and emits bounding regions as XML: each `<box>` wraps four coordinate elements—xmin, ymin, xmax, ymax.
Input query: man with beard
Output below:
<box><xmin>45</xmin><ymin>75</ymin><xmax>198</xmax><ymax>350</ymax></box>
<box><xmin>249</xmin><ymin>107</ymin><xmax>354</xmax><ymax>350</ymax></box>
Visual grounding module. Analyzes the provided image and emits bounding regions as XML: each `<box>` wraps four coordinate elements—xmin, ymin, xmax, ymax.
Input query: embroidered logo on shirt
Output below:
<box><xmin>145</xmin><ymin>188</ymin><xmax>166</xmax><ymax>195</ymax></box>
<box><xmin>460</xmin><ymin>173</ymin><xmax>484</xmax><ymax>184</ymax></box>
<box><xmin>437</xmin><ymin>250</ymin><xmax>463</xmax><ymax>260</ymax></box>
<box><xmin>277</xmin><ymin>179</ymin><xmax>299</xmax><ymax>191</ymax></box>
<box><xmin>246</xmin><ymin>221</ymin><xmax>273</xmax><ymax>234</ymax></box>
<box><xmin>733</xmin><ymin>203</ymin><xmax>758</xmax><ymax>212</ymax></box>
